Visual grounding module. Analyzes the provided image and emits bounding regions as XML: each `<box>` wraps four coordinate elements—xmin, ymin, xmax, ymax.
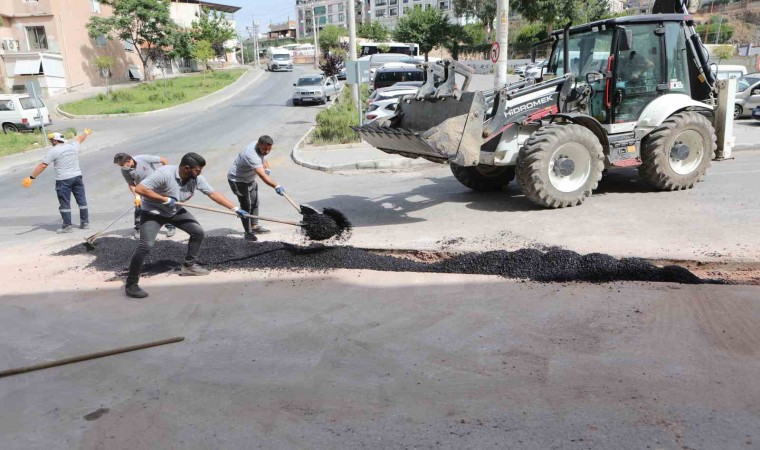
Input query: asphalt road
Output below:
<box><xmin>1</xmin><ymin>67</ymin><xmax>759</xmax><ymax>261</ymax></box>
<box><xmin>1</xmin><ymin>67</ymin><xmax>759</xmax><ymax>449</ymax></box>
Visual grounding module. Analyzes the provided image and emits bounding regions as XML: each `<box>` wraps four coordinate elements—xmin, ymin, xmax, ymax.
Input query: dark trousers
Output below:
<box><xmin>55</xmin><ymin>175</ymin><xmax>88</xmax><ymax>227</ymax></box>
<box><xmin>134</xmin><ymin>204</ymin><xmax>174</xmax><ymax>232</ymax></box>
<box><xmin>126</xmin><ymin>208</ymin><xmax>204</xmax><ymax>287</ymax></box>
<box><xmin>228</xmin><ymin>179</ymin><xmax>259</xmax><ymax>234</ymax></box>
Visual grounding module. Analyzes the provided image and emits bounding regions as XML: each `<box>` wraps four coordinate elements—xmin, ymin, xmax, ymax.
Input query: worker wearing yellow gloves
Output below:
<box><xmin>23</xmin><ymin>128</ymin><xmax>93</xmax><ymax>233</ymax></box>
<box><xmin>113</xmin><ymin>152</ymin><xmax>175</xmax><ymax>239</ymax></box>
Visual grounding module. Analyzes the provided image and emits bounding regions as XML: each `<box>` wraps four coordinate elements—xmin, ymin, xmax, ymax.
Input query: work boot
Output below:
<box><xmin>133</xmin><ymin>228</ymin><xmax>140</xmax><ymax>240</ymax></box>
<box><xmin>251</xmin><ymin>225</ymin><xmax>271</xmax><ymax>234</ymax></box>
<box><xmin>244</xmin><ymin>232</ymin><xmax>258</xmax><ymax>241</ymax></box>
<box><xmin>166</xmin><ymin>227</ymin><xmax>176</xmax><ymax>238</ymax></box>
<box><xmin>180</xmin><ymin>264</ymin><xmax>210</xmax><ymax>276</ymax></box>
<box><xmin>57</xmin><ymin>225</ymin><xmax>74</xmax><ymax>234</ymax></box>
<box><xmin>80</xmin><ymin>222</ymin><xmax>90</xmax><ymax>230</ymax></box>
<box><xmin>125</xmin><ymin>284</ymin><xmax>149</xmax><ymax>298</ymax></box>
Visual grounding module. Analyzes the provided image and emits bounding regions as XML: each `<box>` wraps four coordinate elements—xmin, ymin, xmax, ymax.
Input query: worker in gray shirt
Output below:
<box><xmin>227</xmin><ymin>135</ymin><xmax>286</xmax><ymax>240</ymax></box>
<box><xmin>23</xmin><ymin>129</ymin><xmax>93</xmax><ymax>233</ymax></box>
<box><xmin>113</xmin><ymin>152</ymin><xmax>175</xmax><ymax>239</ymax></box>
<box><xmin>125</xmin><ymin>152</ymin><xmax>248</xmax><ymax>299</ymax></box>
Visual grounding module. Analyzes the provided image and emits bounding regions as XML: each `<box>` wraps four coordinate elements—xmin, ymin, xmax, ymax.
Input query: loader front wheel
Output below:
<box><xmin>638</xmin><ymin>111</ymin><xmax>716</xmax><ymax>191</ymax></box>
<box><xmin>516</xmin><ymin>123</ymin><xmax>604</xmax><ymax>208</ymax></box>
<box><xmin>450</xmin><ymin>164</ymin><xmax>515</xmax><ymax>192</ymax></box>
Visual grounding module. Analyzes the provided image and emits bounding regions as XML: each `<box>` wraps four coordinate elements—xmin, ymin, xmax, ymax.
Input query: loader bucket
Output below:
<box><xmin>356</xmin><ymin>91</ymin><xmax>488</xmax><ymax>167</ymax></box>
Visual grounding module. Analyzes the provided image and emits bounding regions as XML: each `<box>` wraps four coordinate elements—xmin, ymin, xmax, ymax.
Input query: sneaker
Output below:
<box><xmin>165</xmin><ymin>227</ymin><xmax>176</xmax><ymax>238</ymax></box>
<box><xmin>57</xmin><ymin>226</ymin><xmax>74</xmax><ymax>234</ymax></box>
<box><xmin>244</xmin><ymin>232</ymin><xmax>258</xmax><ymax>241</ymax></box>
<box><xmin>180</xmin><ymin>264</ymin><xmax>210</xmax><ymax>276</ymax></box>
<box><xmin>133</xmin><ymin>228</ymin><xmax>140</xmax><ymax>240</ymax></box>
<box><xmin>125</xmin><ymin>284</ymin><xmax>149</xmax><ymax>298</ymax></box>
<box><xmin>80</xmin><ymin>222</ymin><xmax>90</xmax><ymax>230</ymax></box>
<box><xmin>251</xmin><ymin>225</ymin><xmax>271</xmax><ymax>234</ymax></box>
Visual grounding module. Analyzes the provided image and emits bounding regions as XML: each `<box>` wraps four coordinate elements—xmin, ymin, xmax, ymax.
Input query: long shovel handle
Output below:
<box><xmin>282</xmin><ymin>193</ymin><xmax>302</xmax><ymax>213</ymax></box>
<box><xmin>177</xmin><ymin>202</ymin><xmax>303</xmax><ymax>227</ymax></box>
<box><xmin>85</xmin><ymin>205</ymin><xmax>135</xmax><ymax>242</ymax></box>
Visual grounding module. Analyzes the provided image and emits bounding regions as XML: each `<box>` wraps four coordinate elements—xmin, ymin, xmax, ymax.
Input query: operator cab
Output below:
<box><xmin>543</xmin><ymin>15</ymin><xmax>707</xmax><ymax>130</ymax></box>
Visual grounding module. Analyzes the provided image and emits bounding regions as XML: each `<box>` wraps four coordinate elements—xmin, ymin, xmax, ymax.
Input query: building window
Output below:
<box><xmin>338</xmin><ymin>13</ymin><xmax>345</xmax><ymax>21</ymax></box>
<box><xmin>328</xmin><ymin>15</ymin><xmax>334</xmax><ymax>23</ymax></box>
<box><xmin>389</xmin><ymin>7</ymin><xmax>397</xmax><ymax>16</ymax></box>
<box><xmin>91</xmin><ymin>0</ymin><xmax>101</xmax><ymax>13</ymax></box>
<box><xmin>338</xmin><ymin>3</ymin><xmax>344</xmax><ymax>11</ymax></box>
<box><xmin>390</xmin><ymin>0</ymin><xmax>397</xmax><ymax>4</ymax></box>
<box><xmin>375</xmin><ymin>9</ymin><xmax>386</xmax><ymax>17</ymax></box>
<box><xmin>26</xmin><ymin>26</ymin><xmax>48</xmax><ymax>50</ymax></box>
<box><xmin>95</xmin><ymin>34</ymin><xmax>107</xmax><ymax>47</ymax></box>
<box><xmin>440</xmin><ymin>0</ymin><xmax>450</xmax><ymax>9</ymax></box>
<box><xmin>328</xmin><ymin>4</ymin><xmax>333</xmax><ymax>13</ymax></box>
<box><xmin>376</xmin><ymin>0</ymin><xmax>386</xmax><ymax>5</ymax></box>
<box><xmin>403</xmin><ymin>6</ymin><xmax>409</xmax><ymax>13</ymax></box>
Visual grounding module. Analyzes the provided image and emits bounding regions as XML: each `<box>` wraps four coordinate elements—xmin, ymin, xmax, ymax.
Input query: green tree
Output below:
<box><xmin>192</xmin><ymin>40</ymin><xmax>215</xmax><ymax>83</ymax></box>
<box><xmin>511</xmin><ymin>22</ymin><xmax>549</xmax><ymax>57</ymax></box>
<box><xmin>319</xmin><ymin>25</ymin><xmax>348</xmax><ymax>51</ymax></box>
<box><xmin>392</xmin><ymin>6</ymin><xmax>451</xmax><ymax>61</ymax></box>
<box><xmin>87</xmin><ymin>0</ymin><xmax>175</xmax><ymax>81</ymax></box>
<box><xmin>695</xmin><ymin>16</ymin><xmax>734</xmax><ymax>44</ymax></box>
<box><xmin>191</xmin><ymin>7</ymin><xmax>237</xmax><ymax>59</ymax></box>
<box><xmin>94</xmin><ymin>56</ymin><xmax>115</xmax><ymax>94</ymax></box>
<box><xmin>513</xmin><ymin>0</ymin><xmax>609</xmax><ymax>33</ymax></box>
<box><xmin>452</xmin><ymin>0</ymin><xmax>497</xmax><ymax>39</ymax></box>
<box><xmin>357</xmin><ymin>21</ymin><xmax>390</xmax><ymax>41</ymax></box>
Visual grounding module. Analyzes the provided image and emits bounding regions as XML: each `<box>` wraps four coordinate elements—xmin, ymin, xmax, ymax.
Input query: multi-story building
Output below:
<box><xmin>367</xmin><ymin>0</ymin><xmax>458</xmax><ymax>29</ymax></box>
<box><xmin>0</xmin><ymin>0</ymin><xmax>143</xmax><ymax>96</ymax></box>
<box><xmin>268</xmin><ymin>21</ymin><xmax>297</xmax><ymax>40</ymax></box>
<box><xmin>170</xmin><ymin>0</ymin><xmax>240</xmax><ymax>54</ymax></box>
<box><xmin>296</xmin><ymin>0</ymin><xmax>350</xmax><ymax>39</ymax></box>
<box><xmin>0</xmin><ymin>0</ymin><xmax>240</xmax><ymax>97</ymax></box>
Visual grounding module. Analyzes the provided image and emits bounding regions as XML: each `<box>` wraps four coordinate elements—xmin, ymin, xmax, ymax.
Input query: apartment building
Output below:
<box><xmin>0</xmin><ymin>0</ymin><xmax>143</xmax><ymax>96</ymax></box>
<box><xmin>295</xmin><ymin>0</ymin><xmax>350</xmax><ymax>39</ymax></box>
<box><xmin>170</xmin><ymin>0</ymin><xmax>240</xmax><ymax>53</ymax></box>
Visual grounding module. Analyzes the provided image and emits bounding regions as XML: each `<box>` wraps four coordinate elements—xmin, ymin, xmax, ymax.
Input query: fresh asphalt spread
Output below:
<box><xmin>302</xmin><ymin>208</ymin><xmax>352</xmax><ymax>241</ymax></box>
<box><xmin>58</xmin><ymin>236</ymin><xmax>707</xmax><ymax>284</ymax></box>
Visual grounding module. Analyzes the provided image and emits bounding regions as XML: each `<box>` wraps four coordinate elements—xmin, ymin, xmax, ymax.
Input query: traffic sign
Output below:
<box><xmin>346</xmin><ymin>60</ymin><xmax>370</xmax><ymax>85</ymax></box>
<box><xmin>490</xmin><ymin>42</ymin><xmax>500</xmax><ymax>64</ymax></box>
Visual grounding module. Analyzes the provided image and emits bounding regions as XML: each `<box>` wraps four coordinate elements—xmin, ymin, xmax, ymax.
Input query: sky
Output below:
<box><xmin>225</xmin><ymin>0</ymin><xmax>298</xmax><ymax>36</ymax></box>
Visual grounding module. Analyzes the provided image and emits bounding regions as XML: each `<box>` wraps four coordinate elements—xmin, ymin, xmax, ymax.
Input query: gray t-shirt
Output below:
<box><xmin>42</xmin><ymin>141</ymin><xmax>81</xmax><ymax>181</ymax></box>
<box><xmin>139</xmin><ymin>165</ymin><xmax>215</xmax><ymax>217</ymax></box>
<box><xmin>121</xmin><ymin>155</ymin><xmax>162</xmax><ymax>185</ymax></box>
<box><xmin>227</xmin><ymin>142</ymin><xmax>265</xmax><ymax>184</ymax></box>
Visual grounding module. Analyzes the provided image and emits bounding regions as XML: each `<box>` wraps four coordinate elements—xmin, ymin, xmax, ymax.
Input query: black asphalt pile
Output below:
<box><xmin>59</xmin><ymin>236</ymin><xmax>705</xmax><ymax>284</ymax></box>
<box><xmin>301</xmin><ymin>208</ymin><xmax>352</xmax><ymax>241</ymax></box>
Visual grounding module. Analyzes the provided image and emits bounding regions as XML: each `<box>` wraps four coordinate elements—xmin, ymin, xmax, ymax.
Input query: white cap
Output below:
<box><xmin>47</xmin><ymin>132</ymin><xmax>65</xmax><ymax>142</ymax></box>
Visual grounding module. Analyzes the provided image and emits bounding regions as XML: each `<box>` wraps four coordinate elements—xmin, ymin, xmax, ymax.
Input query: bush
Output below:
<box><xmin>311</xmin><ymin>86</ymin><xmax>370</xmax><ymax>145</ymax></box>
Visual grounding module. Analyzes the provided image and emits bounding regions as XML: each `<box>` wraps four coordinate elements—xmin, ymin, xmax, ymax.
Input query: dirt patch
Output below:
<box><xmin>57</xmin><ymin>237</ymin><xmax>709</xmax><ymax>285</ymax></box>
<box><xmin>652</xmin><ymin>260</ymin><xmax>760</xmax><ymax>286</ymax></box>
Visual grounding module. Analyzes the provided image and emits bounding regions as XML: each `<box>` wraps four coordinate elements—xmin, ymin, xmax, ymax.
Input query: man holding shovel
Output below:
<box><xmin>113</xmin><ymin>152</ymin><xmax>175</xmax><ymax>240</ymax></box>
<box><xmin>22</xmin><ymin>129</ymin><xmax>92</xmax><ymax>233</ymax></box>
<box><xmin>227</xmin><ymin>135</ymin><xmax>286</xmax><ymax>241</ymax></box>
<box><xmin>125</xmin><ymin>152</ymin><xmax>247</xmax><ymax>299</ymax></box>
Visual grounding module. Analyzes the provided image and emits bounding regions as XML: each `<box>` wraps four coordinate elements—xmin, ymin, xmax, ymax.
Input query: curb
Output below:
<box><xmin>292</xmin><ymin>140</ymin><xmax>439</xmax><ymax>172</ymax></box>
<box><xmin>55</xmin><ymin>68</ymin><xmax>263</xmax><ymax>119</ymax></box>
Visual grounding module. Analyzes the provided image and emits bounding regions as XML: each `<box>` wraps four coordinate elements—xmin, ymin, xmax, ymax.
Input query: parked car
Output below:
<box><xmin>369</xmin><ymin>53</ymin><xmax>419</xmax><ymax>73</ymax></box>
<box><xmin>365</xmin><ymin>97</ymin><xmax>400</xmax><ymax>123</ymax></box>
<box><xmin>524</xmin><ymin>60</ymin><xmax>548</xmax><ymax>79</ymax></box>
<box><xmin>514</xmin><ymin>63</ymin><xmax>530</xmax><ymax>76</ymax></box>
<box><xmin>372</xmin><ymin>66</ymin><xmax>425</xmax><ymax>91</ymax></box>
<box><xmin>734</xmin><ymin>73</ymin><xmax>760</xmax><ymax>118</ymax></box>
<box><xmin>752</xmin><ymin>105</ymin><xmax>760</xmax><ymax>121</ymax></box>
<box><xmin>0</xmin><ymin>94</ymin><xmax>52</xmax><ymax>133</ymax></box>
<box><xmin>367</xmin><ymin>83</ymin><xmax>421</xmax><ymax>106</ymax></box>
<box><xmin>292</xmin><ymin>74</ymin><xmax>341</xmax><ymax>106</ymax></box>
<box><xmin>266</xmin><ymin>48</ymin><xmax>293</xmax><ymax>72</ymax></box>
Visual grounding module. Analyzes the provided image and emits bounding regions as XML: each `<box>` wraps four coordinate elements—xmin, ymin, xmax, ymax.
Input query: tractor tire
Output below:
<box><xmin>516</xmin><ymin>123</ymin><xmax>604</xmax><ymax>208</ymax></box>
<box><xmin>450</xmin><ymin>164</ymin><xmax>515</xmax><ymax>192</ymax></box>
<box><xmin>638</xmin><ymin>111</ymin><xmax>716</xmax><ymax>191</ymax></box>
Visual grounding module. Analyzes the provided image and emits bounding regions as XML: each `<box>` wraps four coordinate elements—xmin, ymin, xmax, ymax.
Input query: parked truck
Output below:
<box><xmin>356</xmin><ymin>0</ymin><xmax>734</xmax><ymax>208</ymax></box>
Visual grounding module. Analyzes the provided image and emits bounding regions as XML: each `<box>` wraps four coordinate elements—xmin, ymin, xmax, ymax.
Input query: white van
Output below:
<box><xmin>0</xmin><ymin>94</ymin><xmax>52</xmax><ymax>133</ymax></box>
<box><xmin>715</xmin><ymin>64</ymin><xmax>747</xmax><ymax>80</ymax></box>
<box><xmin>266</xmin><ymin>48</ymin><xmax>293</xmax><ymax>72</ymax></box>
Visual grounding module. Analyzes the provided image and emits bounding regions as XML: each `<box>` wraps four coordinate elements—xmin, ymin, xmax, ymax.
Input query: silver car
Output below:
<box><xmin>734</xmin><ymin>74</ymin><xmax>760</xmax><ymax>118</ymax></box>
<box><xmin>292</xmin><ymin>74</ymin><xmax>341</xmax><ymax>106</ymax></box>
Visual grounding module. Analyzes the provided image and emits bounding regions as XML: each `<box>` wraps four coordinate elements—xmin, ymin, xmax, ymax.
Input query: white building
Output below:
<box><xmin>369</xmin><ymin>0</ymin><xmax>458</xmax><ymax>29</ymax></box>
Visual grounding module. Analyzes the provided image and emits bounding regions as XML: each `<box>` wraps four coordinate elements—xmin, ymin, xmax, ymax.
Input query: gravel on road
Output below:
<box><xmin>58</xmin><ymin>237</ymin><xmax>706</xmax><ymax>284</ymax></box>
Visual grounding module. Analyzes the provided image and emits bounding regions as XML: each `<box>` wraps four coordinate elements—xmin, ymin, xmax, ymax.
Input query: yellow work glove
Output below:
<box><xmin>134</xmin><ymin>195</ymin><xmax>141</xmax><ymax>207</ymax></box>
<box><xmin>84</xmin><ymin>128</ymin><xmax>93</xmax><ymax>135</ymax></box>
<box><xmin>22</xmin><ymin>177</ymin><xmax>34</xmax><ymax>188</ymax></box>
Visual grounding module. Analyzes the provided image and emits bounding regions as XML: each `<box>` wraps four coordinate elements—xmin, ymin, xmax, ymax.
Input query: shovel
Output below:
<box><xmin>83</xmin><ymin>206</ymin><xmax>135</xmax><ymax>250</ymax></box>
<box><xmin>177</xmin><ymin>202</ymin><xmax>302</xmax><ymax>226</ymax></box>
<box><xmin>282</xmin><ymin>192</ymin><xmax>321</xmax><ymax>216</ymax></box>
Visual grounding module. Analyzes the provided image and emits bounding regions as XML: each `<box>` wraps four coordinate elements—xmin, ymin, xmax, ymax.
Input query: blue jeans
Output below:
<box><xmin>55</xmin><ymin>175</ymin><xmax>88</xmax><ymax>227</ymax></box>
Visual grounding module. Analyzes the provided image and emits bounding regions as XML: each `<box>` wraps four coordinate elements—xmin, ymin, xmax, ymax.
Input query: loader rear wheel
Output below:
<box><xmin>516</xmin><ymin>123</ymin><xmax>604</xmax><ymax>208</ymax></box>
<box><xmin>638</xmin><ymin>111</ymin><xmax>716</xmax><ymax>191</ymax></box>
<box><xmin>450</xmin><ymin>164</ymin><xmax>515</xmax><ymax>192</ymax></box>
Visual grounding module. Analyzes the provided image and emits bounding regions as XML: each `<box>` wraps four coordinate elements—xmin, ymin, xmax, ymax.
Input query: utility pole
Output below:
<box><xmin>311</xmin><ymin>8</ymin><xmax>319</xmax><ymax>69</ymax></box>
<box><xmin>348</xmin><ymin>0</ymin><xmax>359</xmax><ymax>116</ymax></box>
<box><xmin>495</xmin><ymin>0</ymin><xmax>509</xmax><ymax>88</ymax></box>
